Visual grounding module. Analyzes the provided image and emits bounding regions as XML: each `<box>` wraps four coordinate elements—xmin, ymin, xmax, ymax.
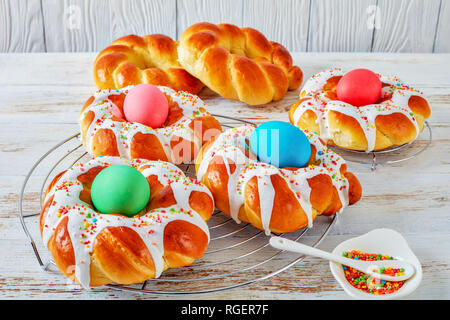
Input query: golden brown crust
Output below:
<box><xmin>408</xmin><ymin>95</ymin><xmax>431</xmax><ymax>128</ymax></box>
<box><xmin>94</xmin><ymin>34</ymin><xmax>204</xmax><ymax>94</ymax></box>
<box><xmin>244</xmin><ymin>174</ymin><xmax>307</xmax><ymax>233</ymax></box>
<box><xmin>178</xmin><ymin>22</ymin><xmax>303</xmax><ymax>105</ymax></box>
<box><xmin>130</xmin><ymin>132</ymin><xmax>169</xmax><ymax>162</ymax></box>
<box><xmin>40</xmin><ymin>163</ymin><xmax>213</xmax><ymax>287</ymax></box>
<box><xmin>374</xmin><ymin>112</ymin><xmax>417</xmax><ymax>147</ymax></box>
<box><xmin>189</xmin><ymin>115</ymin><xmax>222</xmax><ymax>144</ymax></box>
<box><xmin>91</xmin><ymin>226</ymin><xmax>156</xmax><ymax>285</ymax></box>
<box><xmin>91</xmin><ymin>128</ymin><xmax>120</xmax><ymax>157</ymax></box>
<box><xmin>189</xmin><ymin>190</ymin><xmax>215</xmax><ymax>221</ymax></box>
<box><xmin>327</xmin><ymin>110</ymin><xmax>370</xmax><ymax>150</ymax></box>
<box><xmin>198</xmin><ymin>155</ymin><xmax>235</xmax><ymax>215</ymax></box>
<box><xmin>47</xmin><ymin>216</ymin><xmax>78</xmax><ymax>283</ymax></box>
<box><xmin>343</xmin><ymin>171</ymin><xmax>362</xmax><ymax>206</ymax></box>
<box><xmin>163</xmin><ymin>220</ymin><xmax>209</xmax><ymax>268</ymax></box>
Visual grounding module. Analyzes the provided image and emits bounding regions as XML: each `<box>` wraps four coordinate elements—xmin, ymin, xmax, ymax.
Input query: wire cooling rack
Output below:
<box><xmin>329</xmin><ymin>121</ymin><xmax>432</xmax><ymax>171</ymax></box>
<box><xmin>18</xmin><ymin>114</ymin><xmax>337</xmax><ymax>295</ymax></box>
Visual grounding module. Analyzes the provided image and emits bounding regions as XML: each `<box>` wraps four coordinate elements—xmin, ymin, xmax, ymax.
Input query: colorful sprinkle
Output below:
<box><xmin>342</xmin><ymin>250</ymin><xmax>405</xmax><ymax>295</ymax></box>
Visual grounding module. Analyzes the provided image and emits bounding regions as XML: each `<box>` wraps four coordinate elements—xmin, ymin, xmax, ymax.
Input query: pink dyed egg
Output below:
<box><xmin>337</xmin><ymin>69</ymin><xmax>382</xmax><ymax>107</ymax></box>
<box><xmin>123</xmin><ymin>84</ymin><xmax>169</xmax><ymax>128</ymax></box>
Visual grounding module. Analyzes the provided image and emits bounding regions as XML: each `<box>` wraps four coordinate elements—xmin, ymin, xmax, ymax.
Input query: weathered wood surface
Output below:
<box><xmin>1</xmin><ymin>0</ymin><xmax>450</xmax><ymax>53</ymax></box>
<box><xmin>371</xmin><ymin>0</ymin><xmax>442</xmax><ymax>53</ymax></box>
<box><xmin>0</xmin><ymin>52</ymin><xmax>449</xmax><ymax>299</ymax></box>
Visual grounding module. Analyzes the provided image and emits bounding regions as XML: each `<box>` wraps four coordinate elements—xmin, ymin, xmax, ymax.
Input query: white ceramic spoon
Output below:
<box><xmin>270</xmin><ymin>236</ymin><xmax>416</xmax><ymax>282</ymax></box>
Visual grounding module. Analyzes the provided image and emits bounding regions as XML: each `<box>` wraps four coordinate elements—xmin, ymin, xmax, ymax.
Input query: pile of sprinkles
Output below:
<box><xmin>342</xmin><ymin>250</ymin><xmax>405</xmax><ymax>295</ymax></box>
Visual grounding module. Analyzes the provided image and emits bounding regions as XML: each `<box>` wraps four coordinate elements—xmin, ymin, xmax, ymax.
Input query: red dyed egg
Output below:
<box><xmin>336</xmin><ymin>69</ymin><xmax>382</xmax><ymax>106</ymax></box>
<box><xmin>123</xmin><ymin>84</ymin><xmax>169</xmax><ymax>128</ymax></box>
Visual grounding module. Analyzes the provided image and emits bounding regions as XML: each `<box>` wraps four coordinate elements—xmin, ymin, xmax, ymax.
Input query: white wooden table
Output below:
<box><xmin>1</xmin><ymin>52</ymin><xmax>449</xmax><ymax>300</ymax></box>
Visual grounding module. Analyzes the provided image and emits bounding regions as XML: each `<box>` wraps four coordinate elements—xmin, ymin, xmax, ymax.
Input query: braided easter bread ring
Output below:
<box><xmin>40</xmin><ymin>156</ymin><xmax>214</xmax><ymax>288</ymax></box>
<box><xmin>94</xmin><ymin>34</ymin><xmax>204</xmax><ymax>94</ymax></box>
<box><xmin>289</xmin><ymin>68</ymin><xmax>431</xmax><ymax>152</ymax></box>
<box><xmin>79</xmin><ymin>86</ymin><xmax>222</xmax><ymax>164</ymax></box>
<box><xmin>178</xmin><ymin>22</ymin><xmax>303</xmax><ymax>105</ymax></box>
<box><xmin>195</xmin><ymin>125</ymin><xmax>361</xmax><ymax>234</ymax></box>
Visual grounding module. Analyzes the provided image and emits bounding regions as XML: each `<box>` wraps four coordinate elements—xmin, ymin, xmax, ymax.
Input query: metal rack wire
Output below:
<box><xmin>18</xmin><ymin>114</ymin><xmax>337</xmax><ymax>295</ymax></box>
<box><xmin>330</xmin><ymin>121</ymin><xmax>432</xmax><ymax>171</ymax></box>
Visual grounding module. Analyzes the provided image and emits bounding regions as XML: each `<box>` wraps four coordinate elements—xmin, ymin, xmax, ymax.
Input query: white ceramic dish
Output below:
<box><xmin>330</xmin><ymin>228</ymin><xmax>422</xmax><ymax>300</ymax></box>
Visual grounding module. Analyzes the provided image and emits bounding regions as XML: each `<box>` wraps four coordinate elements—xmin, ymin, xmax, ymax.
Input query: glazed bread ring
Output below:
<box><xmin>94</xmin><ymin>34</ymin><xmax>204</xmax><ymax>94</ymax></box>
<box><xmin>79</xmin><ymin>86</ymin><xmax>222</xmax><ymax>164</ymax></box>
<box><xmin>178</xmin><ymin>22</ymin><xmax>303</xmax><ymax>105</ymax></box>
<box><xmin>40</xmin><ymin>156</ymin><xmax>214</xmax><ymax>288</ymax></box>
<box><xmin>195</xmin><ymin>125</ymin><xmax>361</xmax><ymax>234</ymax></box>
<box><xmin>289</xmin><ymin>68</ymin><xmax>431</xmax><ymax>151</ymax></box>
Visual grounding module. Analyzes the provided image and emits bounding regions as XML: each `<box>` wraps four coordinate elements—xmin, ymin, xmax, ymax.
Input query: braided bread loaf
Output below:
<box><xmin>94</xmin><ymin>34</ymin><xmax>204</xmax><ymax>94</ymax></box>
<box><xmin>195</xmin><ymin>125</ymin><xmax>361</xmax><ymax>234</ymax></box>
<box><xmin>40</xmin><ymin>157</ymin><xmax>214</xmax><ymax>288</ymax></box>
<box><xmin>178</xmin><ymin>22</ymin><xmax>303</xmax><ymax>105</ymax></box>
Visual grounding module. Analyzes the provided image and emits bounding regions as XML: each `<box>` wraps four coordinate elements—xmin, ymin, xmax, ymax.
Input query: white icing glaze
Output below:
<box><xmin>292</xmin><ymin>68</ymin><xmax>425</xmax><ymax>152</ymax></box>
<box><xmin>79</xmin><ymin>86</ymin><xmax>212</xmax><ymax>163</ymax></box>
<box><xmin>257</xmin><ymin>175</ymin><xmax>275</xmax><ymax>235</ymax></box>
<box><xmin>42</xmin><ymin>156</ymin><xmax>212</xmax><ymax>289</ymax></box>
<box><xmin>197</xmin><ymin>125</ymin><xmax>351</xmax><ymax>234</ymax></box>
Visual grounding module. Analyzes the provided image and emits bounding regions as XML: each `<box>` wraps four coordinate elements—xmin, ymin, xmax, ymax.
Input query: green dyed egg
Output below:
<box><xmin>91</xmin><ymin>165</ymin><xmax>150</xmax><ymax>217</ymax></box>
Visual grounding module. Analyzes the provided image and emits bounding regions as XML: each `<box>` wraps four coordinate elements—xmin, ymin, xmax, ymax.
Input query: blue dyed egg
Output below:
<box><xmin>250</xmin><ymin>121</ymin><xmax>311</xmax><ymax>168</ymax></box>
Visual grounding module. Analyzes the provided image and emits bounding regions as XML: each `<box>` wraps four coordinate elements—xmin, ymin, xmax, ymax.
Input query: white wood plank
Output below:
<box><xmin>2</xmin><ymin>52</ymin><xmax>450</xmax><ymax>87</ymax></box>
<box><xmin>1</xmin><ymin>0</ymin><xmax>448</xmax><ymax>54</ymax></box>
<box><xmin>307</xmin><ymin>0</ymin><xmax>376</xmax><ymax>52</ymax></box>
<box><xmin>372</xmin><ymin>0</ymin><xmax>441</xmax><ymax>53</ymax></box>
<box><xmin>290</xmin><ymin>52</ymin><xmax>450</xmax><ymax>87</ymax></box>
<box><xmin>42</xmin><ymin>0</ymin><xmax>112</xmax><ymax>52</ymax></box>
<box><xmin>176</xmin><ymin>0</ymin><xmax>243</xmax><ymax>39</ymax></box>
<box><xmin>243</xmin><ymin>0</ymin><xmax>310</xmax><ymax>51</ymax></box>
<box><xmin>0</xmin><ymin>0</ymin><xmax>45</xmax><ymax>52</ymax></box>
<box><xmin>434</xmin><ymin>0</ymin><xmax>450</xmax><ymax>53</ymax></box>
<box><xmin>110</xmin><ymin>0</ymin><xmax>176</xmax><ymax>39</ymax></box>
